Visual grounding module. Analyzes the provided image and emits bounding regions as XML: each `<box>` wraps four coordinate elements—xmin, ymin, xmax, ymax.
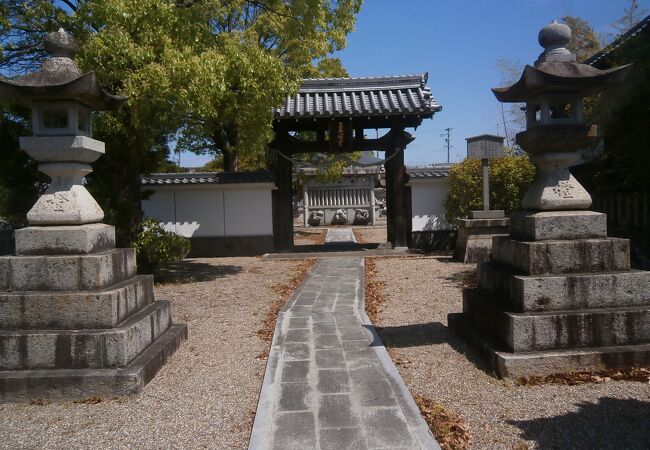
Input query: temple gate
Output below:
<box><xmin>270</xmin><ymin>74</ymin><xmax>442</xmax><ymax>251</ymax></box>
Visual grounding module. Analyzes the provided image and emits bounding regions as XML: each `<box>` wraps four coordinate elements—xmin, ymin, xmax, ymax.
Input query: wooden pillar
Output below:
<box><xmin>385</xmin><ymin>128</ymin><xmax>413</xmax><ymax>248</ymax></box>
<box><xmin>271</xmin><ymin>136</ymin><xmax>294</xmax><ymax>252</ymax></box>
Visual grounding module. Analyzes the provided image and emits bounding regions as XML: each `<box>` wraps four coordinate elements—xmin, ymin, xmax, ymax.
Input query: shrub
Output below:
<box><xmin>444</xmin><ymin>153</ymin><xmax>536</xmax><ymax>223</ymax></box>
<box><xmin>133</xmin><ymin>219</ymin><xmax>190</xmax><ymax>274</ymax></box>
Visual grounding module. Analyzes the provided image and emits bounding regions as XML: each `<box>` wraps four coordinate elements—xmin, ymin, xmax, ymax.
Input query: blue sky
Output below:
<box><xmin>182</xmin><ymin>0</ymin><xmax>649</xmax><ymax>167</ymax></box>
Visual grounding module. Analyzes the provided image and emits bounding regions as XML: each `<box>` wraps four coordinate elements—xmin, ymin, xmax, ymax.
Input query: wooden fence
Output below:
<box><xmin>591</xmin><ymin>192</ymin><xmax>650</xmax><ymax>230</ymax></box>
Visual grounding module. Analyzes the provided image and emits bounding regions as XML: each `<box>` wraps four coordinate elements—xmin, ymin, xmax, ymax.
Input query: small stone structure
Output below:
<box><xmin>352</xmin><ymin>208</ymin><xmax>370</xmax><ymax>225</ymax></box>
<box><xmin>308</xmin><ymin>210</ymin><xmax>325</xmax><ymax>226</ymax></box>
<box><xmin>449</xmin><ymin>21</ymin><xmax>650</xmax><ymax>377</ymax></box>
<box><xmin>331</xmin><ymin>208</ymin><xmax>348</xmax><ymax>225</ymax></box>
<box><xmin>454</xmin><ymin>135</ymin><xmax>509</xmax><ymax>263</ymax></box>
<box><xmin>0</xmin><ymin>30</ymin><xmax>186</xmax><ymax>401</ymax></box>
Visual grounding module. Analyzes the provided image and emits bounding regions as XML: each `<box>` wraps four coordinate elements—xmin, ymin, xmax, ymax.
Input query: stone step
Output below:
<box><xmin>510</xmin><ymin>210</ymin><xmax>607</xmax><ymax>241</ymax></box>
<box><xmin>0</xmin><ymin>323</ymin><xmax>187</xmax><ymax>402</ymax></box>
<box><xmin>478</xmin><ymin>262</ymin><xmax>650</xmax><ymax>311</ymax></box>
<box><xmin>492</xmin><ymin>236</ymin><xmax>630</xmax><ymax>275</ymax></box>
<box><xmin>448</xmin><ymin>312</ymin><xmax>650</xmax><ymax>378</ymax></box>
<box><xmin>0</xmin><ymin>300</ymin><xmax>172</xmax><ymax>370</ymax></box>
<box><xmin>0</xmin><ymin>248</ymin><xmax>136</xmax><ymax>292</ymax></box>
<box><xmin>0</xmin><ymin>275</ymin><xmax>154</xmax><ymax>330</ymax></box>
<box><xmin>463</xmin><ymin>289</ymin><xmax>650</xmax><ymax>352</ymax></box>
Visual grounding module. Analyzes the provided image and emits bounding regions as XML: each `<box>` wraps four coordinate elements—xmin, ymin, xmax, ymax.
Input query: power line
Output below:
<box><xmin>440</xmin><ymin>127</ymin><xmax>452</xmax><ymax>163</ymax></box>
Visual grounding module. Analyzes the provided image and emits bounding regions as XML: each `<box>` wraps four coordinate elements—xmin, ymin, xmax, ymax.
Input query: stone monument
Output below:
<box><xmin>454</xmin><ymin>135</ymin><xmax>510</xmax><ymax>263</ymax></box>
<box><xmin>0</xmin><ymin>29</ymin><xmax>187</xmax><ymax>401</ymax></box>
<box><xmin>449</xmin><ymin>21</ymin><xmax>650</xmax><ymax>377</ymax></box>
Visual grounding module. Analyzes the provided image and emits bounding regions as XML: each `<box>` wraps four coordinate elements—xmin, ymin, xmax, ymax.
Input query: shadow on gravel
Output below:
<box><xmin>157</xmin><ymin>261</ymin><xmax>243</xmax><ymax>283</ymax></box>
<box><xmin>370</xmin><ymin>322</ymin><xmax>449</xmax><ymax>348</ymax></box>
<box><xmin>508</xmin><ymin>397</ymin><xmax>650</xmax><ymax>450</ymax></box>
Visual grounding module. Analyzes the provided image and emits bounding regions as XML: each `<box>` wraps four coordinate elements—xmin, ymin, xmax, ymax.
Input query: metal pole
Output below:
<box><xmin>482</xmin><ymin>157</ymin><xmax>490</xmax><ymax>211</ymax></box>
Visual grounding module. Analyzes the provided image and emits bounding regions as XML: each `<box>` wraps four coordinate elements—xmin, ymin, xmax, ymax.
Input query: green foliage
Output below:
<box><xmin>0</xmin><ymin>102</ymin><xmax>48</xmax><ymax>227</ymax></box>
<box><xmin>562</xmin><ymin>16</ymin><xmax>601</xmax><ymax>62</ymax></box>
<box><xmin>0</xmin><ymin>0</ymin><xmax>362</xmax><ymax>243</ymax></box>
<box><xmin>199</xmin><ymin>157</ymin><xmax>224</xmax><ymax>172</ymax></box>
<box><xmin>584</xmin><ymin>32</ymin><xmax>650</xmax><ymax>193</ymax></box>
<box><xmin>133</xmin><ymin>218</ymin><xmax>190</xmax><ymax>274</ymax></box>
<box><xmin>444</xmin><ymin>153</ymin><xmax>536</xmax><ymax>222</ymax></box>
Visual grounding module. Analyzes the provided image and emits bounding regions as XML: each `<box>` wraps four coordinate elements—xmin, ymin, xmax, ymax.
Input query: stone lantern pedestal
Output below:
<box><xmin>0</xmin><ymin>30</ymin><xmax>186</xmax><ymax>401</ymax></box>
<box><xmin>449</xmin><ymin>21</ymin><xmax>649</xmax><ymax>377</ymax></box>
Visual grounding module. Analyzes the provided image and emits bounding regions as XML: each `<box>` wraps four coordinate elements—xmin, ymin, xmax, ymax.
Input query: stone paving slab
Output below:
<box><xmin>249</xmin><ymin>257</ymin><xmax>439</xmax><ymax>450</ymax></box>
<box><xmin>325</xmin><ymin>227</ymin><xmax>357</xmax><ymax>244</ymax></box>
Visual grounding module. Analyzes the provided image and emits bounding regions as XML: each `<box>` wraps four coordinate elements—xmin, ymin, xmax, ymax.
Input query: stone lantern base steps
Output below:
<box><xmin>0</xmin><ymin>225</ymin><xmax>187</xmax><ymax>402</ymax></box>
<box><xmin>448</xmin><ymin>210</ymin><xmax>650</xmax><ymax>378</ymax></box>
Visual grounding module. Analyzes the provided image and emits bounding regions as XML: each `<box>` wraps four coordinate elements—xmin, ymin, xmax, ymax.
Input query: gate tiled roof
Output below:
<box><xmin>274</xmin><ymin>73</ymin><xmax>441</xmax><ymax>119</ymax></box>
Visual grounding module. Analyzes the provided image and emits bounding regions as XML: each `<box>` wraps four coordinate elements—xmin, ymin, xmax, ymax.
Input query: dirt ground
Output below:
<box><xmin>0</xmin><ymin>257</ymin><xmax>302</xmax><ymax>450</ymax></box>
<box><xmin>372</xmin><ymin>255</ymin><xmax>650</xmax><ymax>450</ymax></box>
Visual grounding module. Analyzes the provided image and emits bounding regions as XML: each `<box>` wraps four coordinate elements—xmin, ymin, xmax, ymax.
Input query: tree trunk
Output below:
<box><xmin>213</xmin><ymin>125</ymin><xmax>239</xmax><ymax>172</ymax></box>
<box><xmin>222</xmin><ymin>148</ymin><xmax>238</xmax><ymax>172</ymax></box>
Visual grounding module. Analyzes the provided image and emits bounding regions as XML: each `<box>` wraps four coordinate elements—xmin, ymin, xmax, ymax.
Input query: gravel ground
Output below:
<box><xmin>0</xmin><ymin>257</ymin><xmax>301</xmax><ymax>450</ymax></box>
<box><xmin>293</xmin><ymin>227</ymin><xmax>327</xmax><ymax>246</ymax></box>
<box><xmin>352</xmin><ymin>225</ymin><xmax>387</xmax><ymax>244</ymax></box>
<box><xmin>372</xmin><ymin>256</ymin><xmax>650</xmax><ymax>450</ymax></box>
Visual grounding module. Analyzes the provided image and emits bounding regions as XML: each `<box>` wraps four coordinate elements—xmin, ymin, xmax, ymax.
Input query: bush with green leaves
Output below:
<box><xmin>444</xmin><ymin>153</ymin><xmax>536</xmax><ymax>223</ymax></box>
<box><xmin>133</xmin><ymin>219</ymin><xmax>190</xmax><ymax>274</ymax></box>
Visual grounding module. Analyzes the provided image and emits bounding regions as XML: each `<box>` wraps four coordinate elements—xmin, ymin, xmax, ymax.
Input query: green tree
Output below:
<box><xmin>443</xmin><ymin>153</ymin><xmax>536</xmax><ymax>222</ymax></box>
<box><xmin>581</xmin><ymin>28</ymin><xmax>650</xmax><ymax>192</ymax></box>
<box><xmin>562</xmin><ymin>16</ymin><xmax>601</xmax><ymax>62</ymax></box>
<box><xmin>0</xmin><ymin>0</ymin><xmax>362</xmax><ymax>244</ymax></box>
<box><xmin>0</xmin><ymin>102</ymin><xmax>49</xmax><ymax>227</ymax></box>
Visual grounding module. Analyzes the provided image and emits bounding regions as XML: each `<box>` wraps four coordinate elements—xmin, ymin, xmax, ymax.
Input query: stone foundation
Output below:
<box><xmin>0</xmin><ymin>224</ymin><xmax>187</xmax><ymax>401</ymax></box>
<box><xmin>453</xmin><ymin>217</ymin><xmax>509</xmax><ymax>263</ymax></box>
<box><xmin>449</xmin><ymin>210</ymin><xmax>650</xmax><ymax>378</ymax></box>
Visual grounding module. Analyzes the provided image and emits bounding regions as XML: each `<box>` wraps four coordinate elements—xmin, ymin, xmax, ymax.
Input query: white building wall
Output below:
<box><xmin>174</xmin><ymin>189</ymin><xmax>225</xmax><ymax>237</ymax></box>
<box><xmin>410</xmin><ymin>178</ymin><xmax>451</xmax><ymax>231</ymax></box>
<box><xmin>224</xmin><ymin>189</ymin><xmax>273</xmax><ymax>235</ymax></box>
<box><xmin>141</xmin><ymin>184</ymin><xmax>274</xmax><ymax>237</ymax></box>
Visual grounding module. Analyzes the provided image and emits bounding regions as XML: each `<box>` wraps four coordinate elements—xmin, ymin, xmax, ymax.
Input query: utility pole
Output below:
<box><xmin>440</xmin><ymin>128</ymin><xmax>452</xmax><ymax>163</ymax></box>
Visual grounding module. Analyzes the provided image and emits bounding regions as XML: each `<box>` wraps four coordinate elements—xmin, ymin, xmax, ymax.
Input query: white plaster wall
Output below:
<box><xmin>224</xmin><ymin>189</ymin><xmax>273</xmax><ymax>235</ymax></box>
<box><xmin>174</xmin><ymin>189</ymin><xmax>225</xmax><ymax>237</ymax></box>
<box><xmin>142</xmin><ymin>185</ymin><xmax>273</xmax><ymax>237</ymax></box>
<box><xmin>410</xmin><ymin>178</ymin><xmax>451</xmax><ymax>231</ymax></box>
<box><xmin>141</xmin><ymin>191</ymin><xmax>175</xmax><ymax>231</ymax></box>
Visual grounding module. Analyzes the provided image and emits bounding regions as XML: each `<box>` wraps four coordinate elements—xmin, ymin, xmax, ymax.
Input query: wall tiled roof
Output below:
<box><xmin>274</xmin><ymin>74</ymin><xmax>442</xmax><ymax>119</ymax></box>
<box><xmin>141</xmin><ymin>170</ymin><xmax>275</xmax><ymax>185</ymax></box>
<box><xmin>407</xmin><ymin>165</ymin><xmax>453</xmax><ymax>178</ymax></box>
<box><xmin>584</xmin><ymin>14</ymin><xmax>650</xmax><ymax>67</ymax></box>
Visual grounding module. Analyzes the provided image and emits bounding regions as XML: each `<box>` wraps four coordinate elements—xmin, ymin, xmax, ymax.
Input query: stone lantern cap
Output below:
<box><xmin>0</xmin><ymin>28</ymin><xmax>126</xmax><ymax>110</ymax></box>
<box><xmin>492</xmin><ymin>21</ymin><xmax>632</xmax><ymax>103</ymax></box>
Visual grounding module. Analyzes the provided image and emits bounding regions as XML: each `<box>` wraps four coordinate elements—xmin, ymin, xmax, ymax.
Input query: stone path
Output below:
<box><xmin>249</xmin><ymin>257</ymin><xmax>439</xmax><ymax>450</ymax></box>
<box><xmin>325</xmin><ymin>227</ymin><xmax>357</xmax><ymax>244</ymax></box>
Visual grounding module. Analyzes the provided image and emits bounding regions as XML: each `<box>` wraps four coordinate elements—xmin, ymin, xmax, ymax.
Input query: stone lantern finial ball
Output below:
<box><xmin>44</xmin><ymin>28</ymin><xmax>78</xmax><ymax>58</ymax></box>
<box><xmin>538</xmin><ymin>20</ymin><xmax>571</xmax><ymax>50</ymax></box>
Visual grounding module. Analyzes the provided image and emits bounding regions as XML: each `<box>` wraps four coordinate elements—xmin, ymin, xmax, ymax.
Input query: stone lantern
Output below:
<box><xmin>0</xmin><ymin>30</ymin><xmax>186</xmax><ymax>401</ymax></box>
<box><xmin>0</xmin><ymin>28</ymin><xmax>126</xmax><ymax>240</ymax></box>
<box><xmin>449</xmin><ymin>22</ymin><xmax>650</xmax><ymax>378</ymax></box>
<box><xmin>492</xmin><ymin>20</ymin><xmax>631</xmax><ymax>211</ymax></box>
